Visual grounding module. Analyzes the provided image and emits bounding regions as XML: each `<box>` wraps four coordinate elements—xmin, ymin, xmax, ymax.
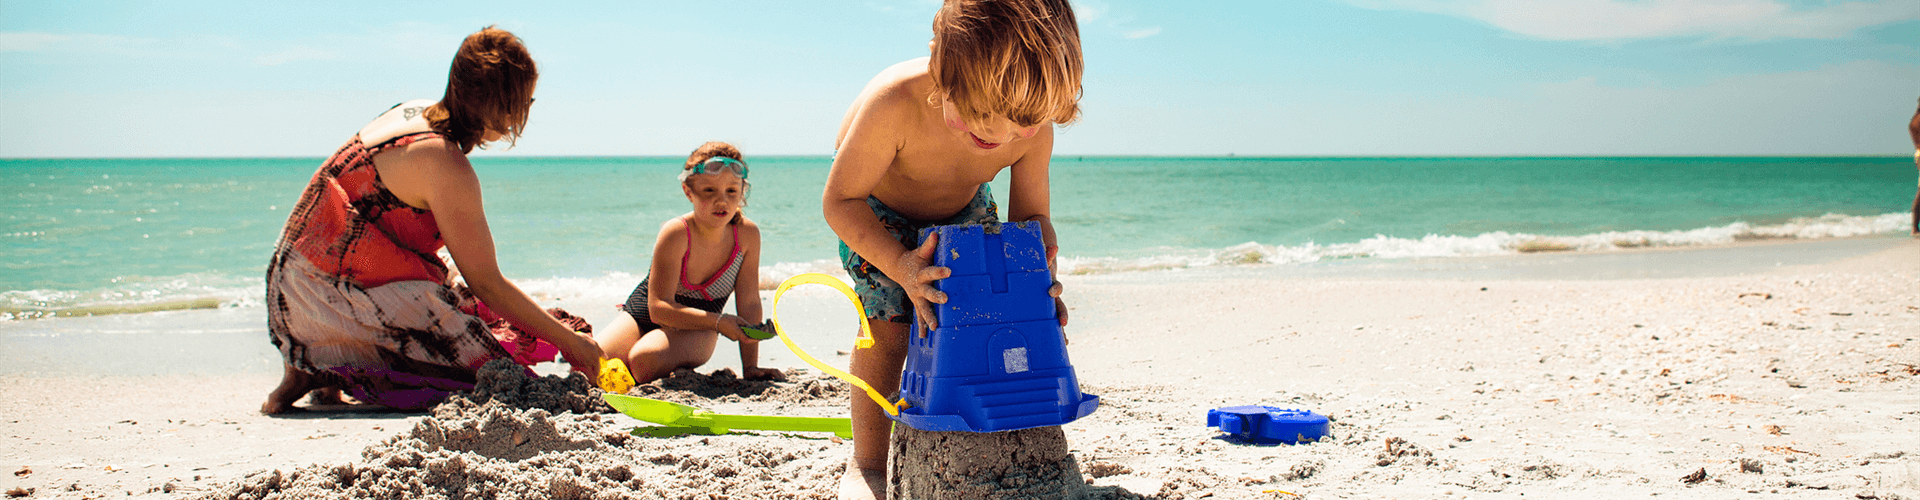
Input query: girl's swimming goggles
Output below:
<box><xmin>678</xmin><ymin>156</ymin><xmax>748</xmax><ymax>182</ymax></box>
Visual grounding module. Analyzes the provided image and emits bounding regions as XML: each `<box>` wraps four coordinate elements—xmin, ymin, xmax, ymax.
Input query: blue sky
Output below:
<box><xmin>1</xmin><ymin>0</ymin><xmax>1917</xmax><ymax>157</ymax></box>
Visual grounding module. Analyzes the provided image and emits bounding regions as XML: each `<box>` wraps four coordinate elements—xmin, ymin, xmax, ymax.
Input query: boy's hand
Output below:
<box><xmin>1052</xmin><ymin>287</ymin><xmax>1069</xmax><ymax>327</ymax></box>
<box><xmin>897</xmin><ymin>231</ymin><xmax>951</xmax><ymax>332</ymax></box>
<box><xmin>1047</xmin><ymin>244</ymin><xmax>1068</xmax><ymax>327</ymax></box>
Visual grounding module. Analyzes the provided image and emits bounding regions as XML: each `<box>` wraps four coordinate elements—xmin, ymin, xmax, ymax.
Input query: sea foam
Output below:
<box><xmin>1057</xmin><ymin>212</ymin><xmax>1909</xmax><ymax>275</ymax></box>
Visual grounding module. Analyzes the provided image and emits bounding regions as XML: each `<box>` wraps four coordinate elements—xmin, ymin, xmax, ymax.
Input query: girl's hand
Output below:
<box><xmin>895</xmin><ymin>231</ymin><xmax>950</xmax><ymax>332</ymax></box>
<box><xmin>714</xmin><ymin>313</ymin><xmax>750</xmax><ymax>343</ymax></box>
<box><xmin>742</xmin><ymin>366</ymin><xmax>785</xmax><ymax>381</ymax></box>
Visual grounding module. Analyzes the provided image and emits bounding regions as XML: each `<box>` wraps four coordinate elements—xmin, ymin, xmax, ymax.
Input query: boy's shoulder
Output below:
<box><xmin>838</xmin><ymin>58</ymin><xmax>936</xmax><ymax>150</ymax></box>
<box><xmin>856</xmin><ymin>58</ymin><xmax>934</xmax><ymax>112</ymax></box>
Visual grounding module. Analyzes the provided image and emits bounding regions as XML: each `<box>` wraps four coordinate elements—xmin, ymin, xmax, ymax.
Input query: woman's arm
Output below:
<box><xmin>389</xmin><ymin>141</ymin><xmax>603</xmax><ymax>376</ymax></box>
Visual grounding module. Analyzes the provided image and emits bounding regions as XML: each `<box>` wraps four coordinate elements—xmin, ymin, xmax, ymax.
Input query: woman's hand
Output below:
<box><xmin>556</xmin><ymin>331</ymin><xmax>604</xmax><ymax>378</ymax></box>
<box><xmin>895</xmin><ymin>231</ymin><xmax>950</xmax><ymax>332</ymax></box>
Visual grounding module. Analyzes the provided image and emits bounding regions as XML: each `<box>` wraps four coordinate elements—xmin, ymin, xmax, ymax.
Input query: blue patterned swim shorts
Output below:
<box><xmin>838</xmin><ymin>183</ymin><xmax>999</xmax><ymax>323</ymax></box>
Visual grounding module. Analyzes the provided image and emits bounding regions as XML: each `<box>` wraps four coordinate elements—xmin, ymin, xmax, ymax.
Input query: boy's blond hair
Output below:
<box><xmin>930</xmin><ymin>0</ymin><xmax>1083</xmax><ymax>129</ymax></box>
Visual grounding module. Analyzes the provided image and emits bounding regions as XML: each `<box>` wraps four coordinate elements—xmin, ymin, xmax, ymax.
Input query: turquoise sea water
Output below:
<box><xmin>1</xmin><ymin>156</ymin><xmax>1913</xmax><ymax>318</ymax></box>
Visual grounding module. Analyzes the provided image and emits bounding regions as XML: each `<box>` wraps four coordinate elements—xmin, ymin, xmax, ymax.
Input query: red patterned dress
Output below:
<box><xmin>265</xmin><ymin>131</ymin><xmax>552</xmax><ymax>410</ymax></box>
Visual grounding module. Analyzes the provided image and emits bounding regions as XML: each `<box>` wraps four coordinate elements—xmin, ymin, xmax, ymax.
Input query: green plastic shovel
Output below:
<box><xmin>740</xmin><ymin>319</ymin><xmax>779</xmax><ymax>340</ymax></box>
<box><xmin>603</xmin><ymin>393</ymin><xmax>852</xmax><ymax>439</ymax></box>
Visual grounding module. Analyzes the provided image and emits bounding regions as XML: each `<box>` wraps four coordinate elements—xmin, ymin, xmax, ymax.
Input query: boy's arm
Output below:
<box><xmin>1005</xmin><ymin>127</ymin><xmax>1068</xmax><ymax>327</ymax></box>
<box><xmin>823</xmin><ymin>100</ymin><xmax>951</xmax><ymax>332</ymax></box>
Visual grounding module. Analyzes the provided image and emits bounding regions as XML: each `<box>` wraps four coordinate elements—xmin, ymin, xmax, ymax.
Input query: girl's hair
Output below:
<box><xmin>930</xmin><ymin>0</ymin><xmax>1083</xmax><ymax>130</ymax></box>
<box><xmin>684</xmin><ymin>142</ymin><xmax>748</xmax><ymax>223</ymax></box>
<box><xmin>423</xmin><ymin>26</ymin><xmax>538</xmax><ymax>153</ymax></box>
<box><xmin>684</xmin><ymin>141</ymin><xmax>744</xmax><ymax>171</ymax></box>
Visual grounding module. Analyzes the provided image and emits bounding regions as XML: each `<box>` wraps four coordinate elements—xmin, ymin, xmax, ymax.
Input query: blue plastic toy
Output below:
<box><xmin>890</xmin><ymin>221</ymin><xmax>1100</xmax><ymax>433</ymax></box>
<box><xmin>1206</xmin><ymin>406</ymin><xmax>1329</xmax><ymax>444</ymax></box>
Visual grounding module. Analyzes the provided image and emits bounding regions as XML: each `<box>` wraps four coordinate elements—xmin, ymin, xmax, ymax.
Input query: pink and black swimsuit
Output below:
<box><xmin>619</xmin><ymin>218</ymin><xmax>745</xmax><ymax>332</ymax></box>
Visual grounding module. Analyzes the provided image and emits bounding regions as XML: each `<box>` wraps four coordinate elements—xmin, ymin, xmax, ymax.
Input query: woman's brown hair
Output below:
<box><xmin>423</xmin><ymin>26</ymin><xmax>538</xmax><ymax>153</ymax></box>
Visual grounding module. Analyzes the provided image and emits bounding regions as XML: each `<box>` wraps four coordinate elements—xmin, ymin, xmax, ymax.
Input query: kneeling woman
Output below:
<box><xmin>597</xmin><ymin>142</ymin><xmax>783</xmax><ymax>384</ymax></box>
<box><xmin>262</xmin><ymin>27</ymin><xmax>602</xmax><ymax>414</ymax></box>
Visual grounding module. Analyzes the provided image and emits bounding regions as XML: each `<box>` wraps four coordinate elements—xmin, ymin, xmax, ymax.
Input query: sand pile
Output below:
<box><xmin>888</xmin><ymin>425</ymin><xmax>1091</xmax><ymax>499</ymax></box>
<box><xmin>468</xmin><ymin>359</ymin><xmax>614</xmax><ymax>415</ymax></box>
<box><xmin>197</xmin><ymin>363</ymin><xmax>860</xmax><ymax>500</ymax></box>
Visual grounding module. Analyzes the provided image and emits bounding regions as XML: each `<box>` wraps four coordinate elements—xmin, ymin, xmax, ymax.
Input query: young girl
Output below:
<box><xmin>597</xmin><ymin>142</ymin><xmax>783</xmax><ymax>384</ymax></box>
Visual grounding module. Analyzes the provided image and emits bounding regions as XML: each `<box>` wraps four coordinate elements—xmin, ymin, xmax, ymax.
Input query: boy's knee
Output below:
<box><xmin>865</xmin><ymin>322</ymin><xmax>911</xmax><ymax>354</ymax></box>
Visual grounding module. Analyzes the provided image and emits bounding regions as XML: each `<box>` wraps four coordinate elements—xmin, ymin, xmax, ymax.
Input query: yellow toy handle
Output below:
<box><xmin>769</xmin><ymin>273</ymin><xmax>903</xmax><ymax>416</ymax></box>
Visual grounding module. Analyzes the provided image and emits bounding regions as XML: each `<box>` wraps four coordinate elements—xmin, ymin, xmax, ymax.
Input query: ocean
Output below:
<box><xmin>2</xmin><ymin>156</ymin><xmax>1912</xmax><ymax>375</ymax></box>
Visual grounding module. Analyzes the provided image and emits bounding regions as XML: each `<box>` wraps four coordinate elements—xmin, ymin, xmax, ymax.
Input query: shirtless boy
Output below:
<box><xmin>821</xmin><ymin>0</ymin><xmax>1083</xmax><ymax>497</ymax></box>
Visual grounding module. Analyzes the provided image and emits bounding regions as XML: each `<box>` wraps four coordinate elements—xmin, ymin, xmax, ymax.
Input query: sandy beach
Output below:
<box><xmin>4</xmin><ymin>237</ymin><xmax>1916</xmax><ymax>499</ymax></box>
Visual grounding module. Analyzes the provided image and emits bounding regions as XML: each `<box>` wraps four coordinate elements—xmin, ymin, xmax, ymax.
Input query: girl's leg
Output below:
<box><xmin>595</xmin><ymin>313</ymin><xmax>645</xmax><ymax>371</ymax></box>
<box><xmin>624</xmin><ymin>326</ymin><xmax>722</xmax><ymax>383</ymax></box>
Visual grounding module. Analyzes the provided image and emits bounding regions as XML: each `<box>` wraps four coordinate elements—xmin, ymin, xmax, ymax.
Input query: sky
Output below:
<box><xmin>1</xmin><ymin>0</ymin><xmax>1917</xmax><ymax>158</ymax></box>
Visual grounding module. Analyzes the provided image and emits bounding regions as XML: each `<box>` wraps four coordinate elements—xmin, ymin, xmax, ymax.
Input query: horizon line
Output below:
<box><xmin>2</xmin><ymin>153</ymin><xmax>1912</xmax><ymax>161</ymax></box>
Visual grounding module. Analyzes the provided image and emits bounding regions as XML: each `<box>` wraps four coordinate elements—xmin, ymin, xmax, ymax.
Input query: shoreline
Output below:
<box><xmin>3</xmin><ymin>238</ymin><xmax>1916</xmax><ymax>498</ymax></box>
<box><xmin>4</xmin><ymin>235</ymin><xmax>1908</xmax><ymax>379</ymax></box>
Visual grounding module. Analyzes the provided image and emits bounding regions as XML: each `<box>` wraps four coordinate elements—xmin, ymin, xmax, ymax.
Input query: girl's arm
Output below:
<box><xmin>390</xmin><ymin>141</ymin><xmax>604</xmax><ymax>376</ymax></box>
<box><xmin>733</xmin><ymin>219</ymin><xmax>781</xmax><ymax>380</ymax></box>
<box><xmin>1005</xmin><ymin>126</ymin><xmax>1067</xmax><ymax>327</ymax></box>
<box><xmin>645</xmin><ymin>217</ymin><xmax>748</xmax><ymax>341</ymax></box>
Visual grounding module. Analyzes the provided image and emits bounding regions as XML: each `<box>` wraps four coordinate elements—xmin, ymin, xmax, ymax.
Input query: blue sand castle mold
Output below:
<box><xmin>1207</xmin><ymin>406</ymin><xmax>1329</xmax><ymax>444</ymax></box>
<box><xmin>891</xmin><ymin>221</ymin><xmax>1100</xmax><ymax>433</ymax></box>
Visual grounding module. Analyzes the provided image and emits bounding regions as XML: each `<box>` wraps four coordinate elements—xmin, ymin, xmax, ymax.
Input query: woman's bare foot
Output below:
<box><xmin>838</xmin><ymin>465</ymin><xmax>886</xmax><ymax>500</ymax></box>
<box><xmin>260</xmin><ymin>363</ymin><xmax>317</xmax><ymax>414</ymax></box>
<box><xmin>306</xmin><ymin>386</ymin><xmax>354</xmax><ymax>406</ymax></box>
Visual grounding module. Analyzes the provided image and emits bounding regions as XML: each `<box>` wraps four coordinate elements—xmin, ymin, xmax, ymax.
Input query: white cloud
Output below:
<box><xmin>255</xmin><ymin>46</ymin><xmax>339</xmax><ymax>66</ymax></box>
<box><xmin>0</xmin><ymin>32</ymin><xmax>167</xmax><ymax>55</ymax></box>
<box><xmin>1344</xmin><ymin>0</ymin><xmax>1920</xmax><ymax>41</ymax></box>
<box><xmin>1073</xmin><ymin>0</ymin><xmax>1110</xmax><ymax>23</ymax></box>
<box><xmin>0</xmin><ymin>32</ymin><xmax>71</xmax><ymax>52</ymax></box>
<box><xmin>1123</xmin><ymin>26</ymin><xmax>1163</xmax><ymax>39</ymax></box>
<box><xmin>1062</xmin><ymin>59</ymin><xmax>1919</xmax><ymax>155</ymax></box>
